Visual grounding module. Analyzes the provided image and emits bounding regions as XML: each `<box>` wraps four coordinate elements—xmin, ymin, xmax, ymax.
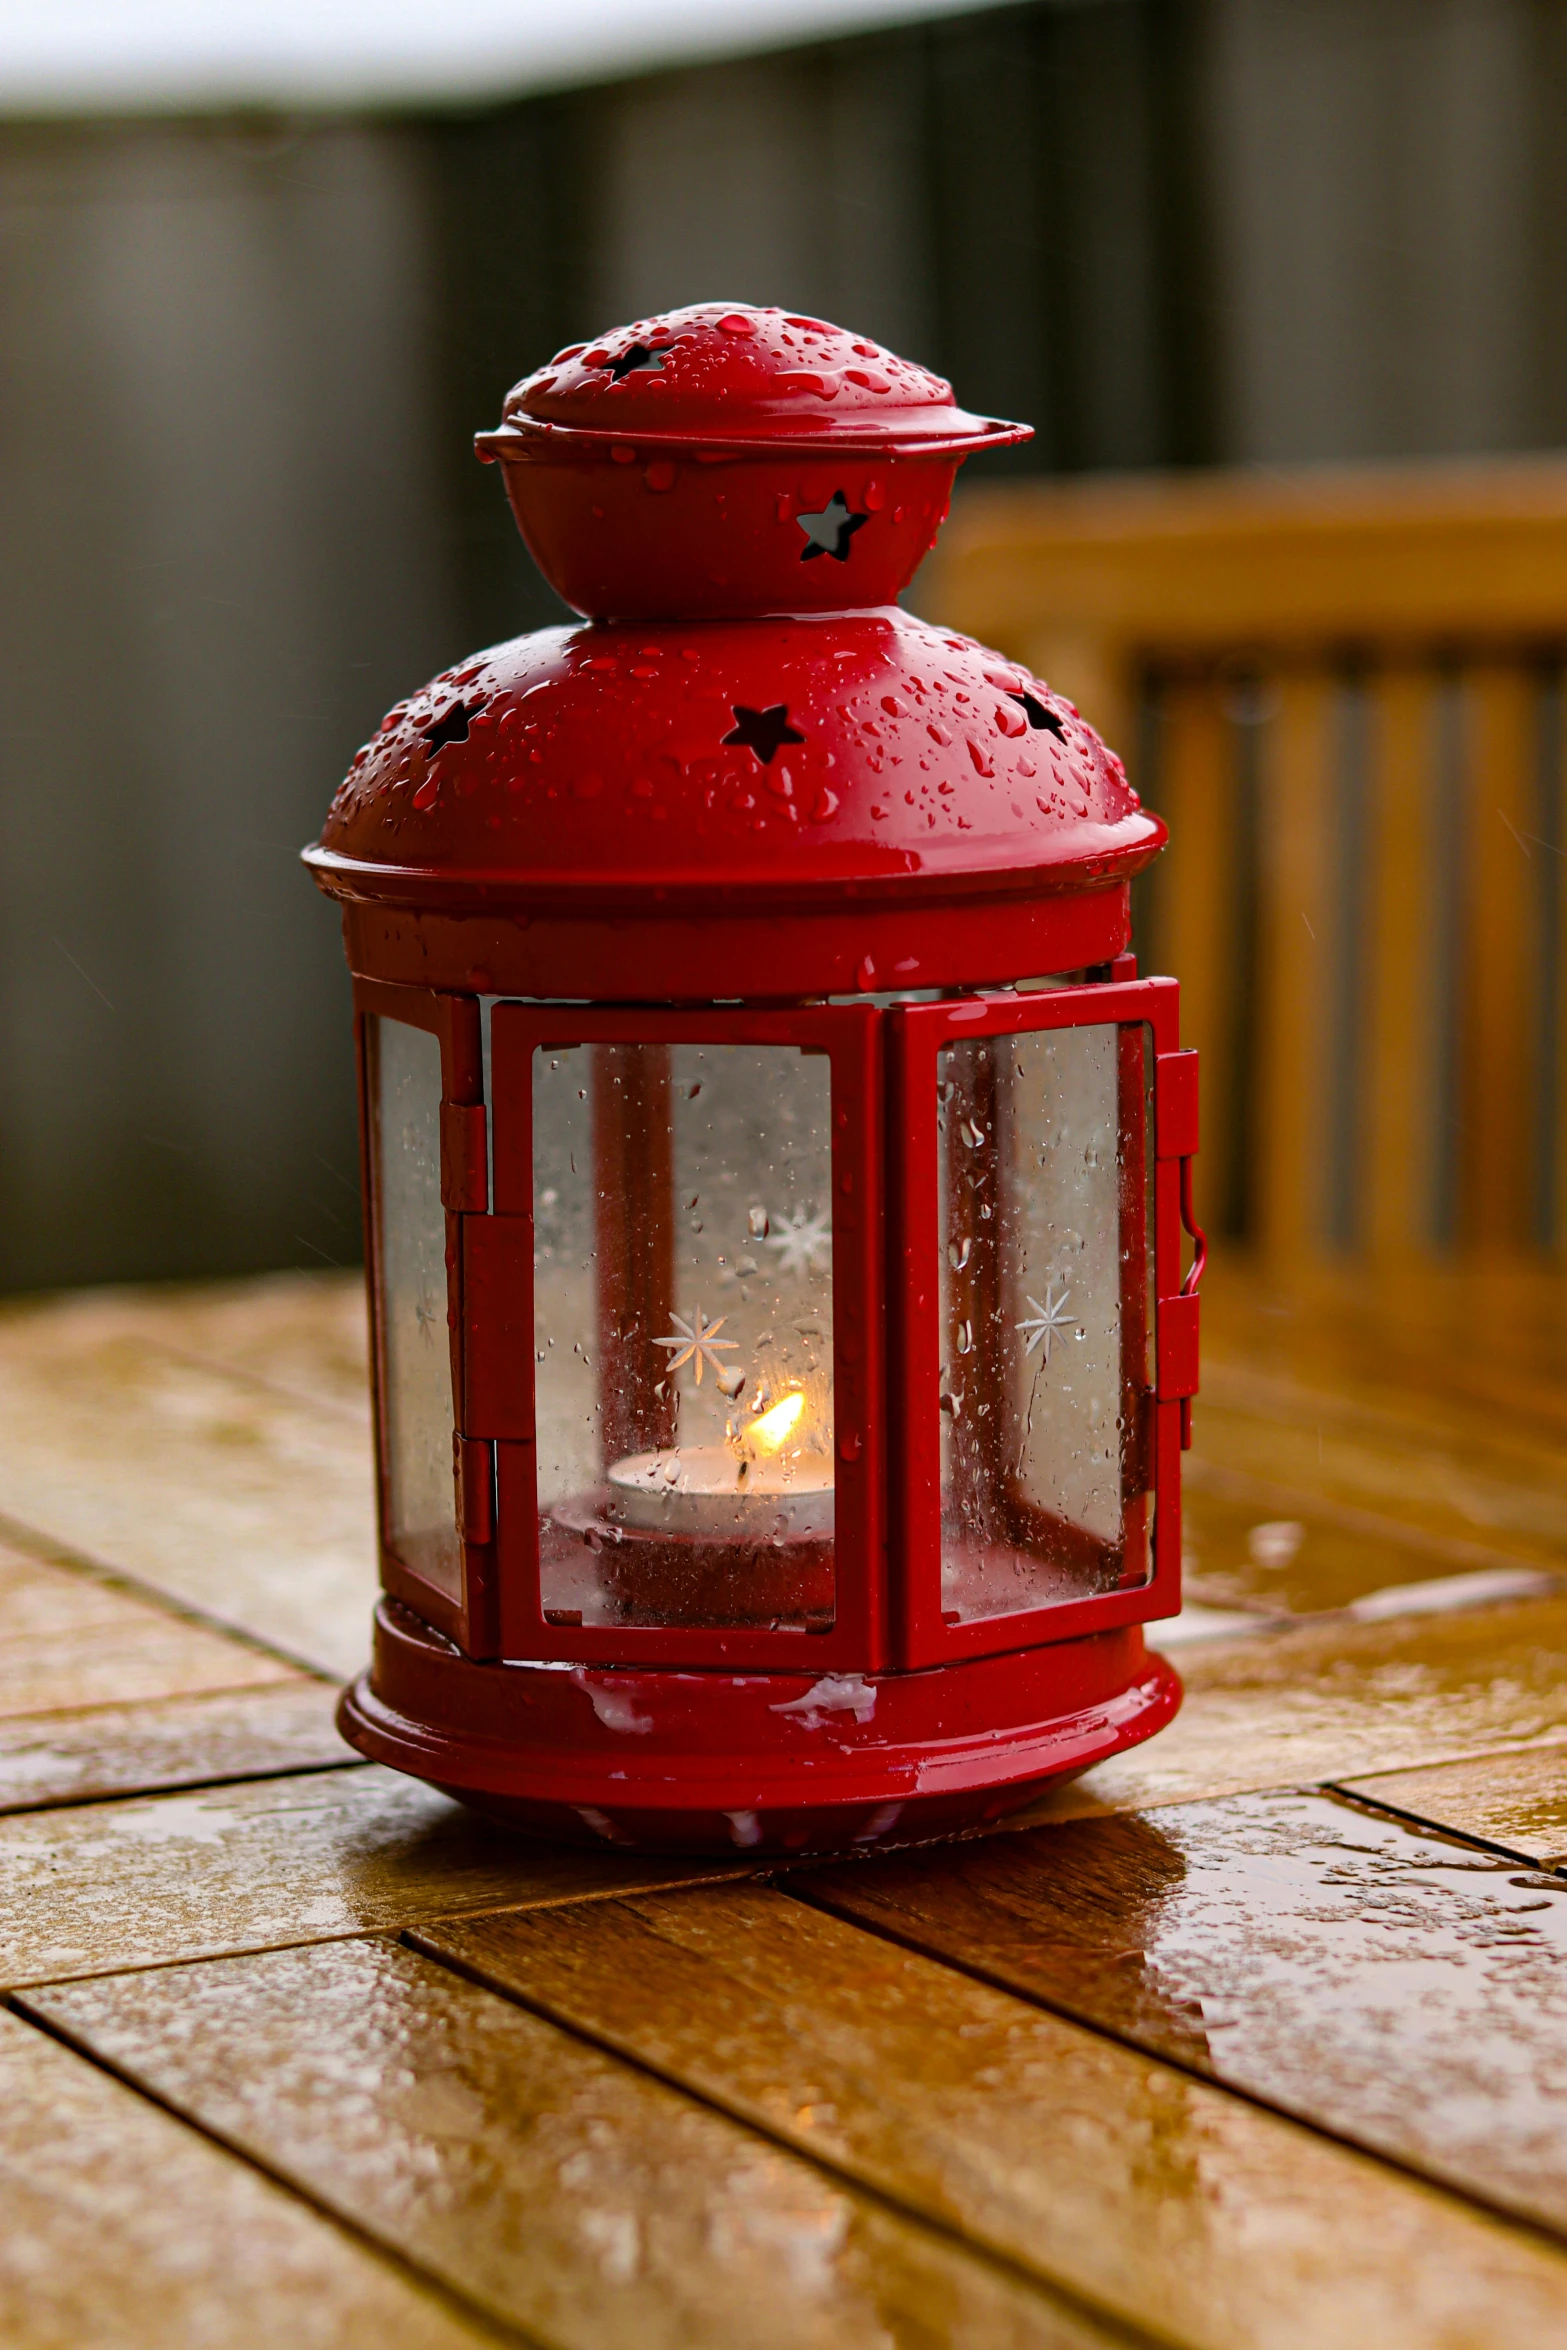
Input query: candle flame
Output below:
<box><xmin>747</xmin><ymin>1391</ymin><xmax>805</xmax><ymax>1454</ymax></box>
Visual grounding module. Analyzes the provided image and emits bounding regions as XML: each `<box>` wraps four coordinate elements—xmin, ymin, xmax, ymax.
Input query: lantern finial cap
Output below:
<box><xmin>478</xmin><ymin>302</ymin><xmax>1030</xmax><ymax>460</ymax></box>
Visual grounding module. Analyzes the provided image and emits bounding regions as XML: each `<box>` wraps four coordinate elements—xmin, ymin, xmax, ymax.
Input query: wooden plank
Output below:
<box><xmin>27</xmin><ymin>1935</ymin><xmax>1116</xmax><ymax>2350</ymax></box>
<box><xmin>1192</xmin><ymin>1379</ymin><xmax>1567</xmax><ymax>1587</ymax></box>
<box><xmin>0</xmin><ymin>1610</ymin><xmax>297</xmax><ymax>1721</ymax></box>
<box><xmin>1460</xmin><ymin>663</ymin><xmax>1538</xmax><ymax>1248</ymax></box>
<box><xmin>0</xmin><ymin>1763</ymin><xmax>743</xmax><ymax>1989</ymax></box>
<box><xmin>797</xmin><ymin>1787</ymin><xmax>1567</xmax><ymax>2243</ymax></box>
<box><xmin>929</xmin><ymin>458</ymin><xmax>1567</xmax><ymax>655</ymax></box>
<box><xmin>0</xmin><ymin>1285</ymin><xmax>377</xmax><ymax>1676</ymax></box>
<box><xmin>1199</xmin><ymin>1254</ymin><xmax>1567</xmax><ymax>1461</ymax></box>
<box><xmin>1252</xmin><ymin>670</ymin><xmax>1331</xmax><ymax>1258</ymax></box>
<box><xmin>1180</xmin><ymin>1440</ymin><xmax>1567</xmax><ymax>1618</ymax></box>
<box><xmin>1147</xmin><ymin>675</ymin><xmax>1238</xmax><ymax>1233</ymax></box>
<box><xmin>0</xmin><ymin>1680</ymin><xmax>355</xmax><ymax>1815</ymax></box>
<box><xmin>0</xmin><ymin>1537</ymin><xmax>300</xmax><ymax>1718</ymax></box>
<box><xmin>0</xmin><ymin>2006</ymin><xmax>492</xmax><ymax>2350</ymax></box>
<box><xmin>1342</xmin><ymin>1747</ymin><xmax>1567</xmax><ymax>1868</ymax></box>
<box><xmin>1176</xmin><ymin>1257</ymin><xmax>1567</xmax><ymax>1617</ymax></box>
<box><xmin>1362</xmin><ymin>668</ymin><xmax>1439</xmax><ymax>1255</ymax></box>
<box><xmin>412</xmin><ymin>1885</ymin><xmax>1567</xmax><ymax>2350</ymax></box>
<box><xmin>1550</xmin><ymin>676</ymin><xmax>1567</xmax><ymax>1252</ymax></box>
<box><xmin>0</xmin><ymin>1267</ymin><xmax>372</xmax><ymax>1413</ymax></box>
<box><xmin>1023</xmin><ymin>1594</ymin><xmax>1567</xmax><ymax>1823</ymax></box>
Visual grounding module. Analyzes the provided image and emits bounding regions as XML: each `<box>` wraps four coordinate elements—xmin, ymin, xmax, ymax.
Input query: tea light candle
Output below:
<box><xmin>606</xmin><ymin>1393</ymin><xmax>834</xmax><ymax>1537</ymax></box>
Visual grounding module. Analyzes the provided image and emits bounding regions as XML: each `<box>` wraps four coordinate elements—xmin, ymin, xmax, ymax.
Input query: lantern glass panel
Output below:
<box><xmin>937</xmin><ymin>1020</ymin><xmax>1153</xmax><ymax>1621</ymax></box>
<box><xmin>533</xmin><ymin>1042</ymin><xmax>835</xmax><ymax>1630</ymax></box>
<box><xmin>371</xmin><ymin>1016</ymin><xmax>461</xmax><ymax>1599</ymax></box>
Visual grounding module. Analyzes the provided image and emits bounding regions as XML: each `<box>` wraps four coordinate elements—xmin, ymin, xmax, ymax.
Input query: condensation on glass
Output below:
<box><xmin>938</xmin><ymin>1021</ymin><xmax>1154</xmax><ymax>1621</ymax></box>
<box><xmin>532</xmin><ymin>1043</ymin><xmax>835</xmax><ymax>1630</ymax></box>
<box><xmin>371</xmin><ymin>1016</ymin><xmax>461</xmax><ymax>1599</ymax></box>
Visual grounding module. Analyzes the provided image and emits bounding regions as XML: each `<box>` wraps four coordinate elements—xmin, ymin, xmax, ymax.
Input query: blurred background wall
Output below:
<box><xmin>5</xmin><ymin>0</ymin><xmax>1567</xmax><ymax>1290</ymax></box>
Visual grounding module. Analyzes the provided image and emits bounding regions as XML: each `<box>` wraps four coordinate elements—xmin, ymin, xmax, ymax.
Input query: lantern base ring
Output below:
<box><xmin>337</xmin><ymin>1597</ymin><xmax>1181</xmax><ymax>1857</ymax></box>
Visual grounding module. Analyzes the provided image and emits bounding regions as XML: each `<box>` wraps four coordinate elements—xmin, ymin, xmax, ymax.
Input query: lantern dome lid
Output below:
<box><xmin>307</xmin><ymin>607</ymin><xmax>1163</xmax><ymax>918</ymax></box>
<box><xmin>476</xmin><ymin>303</ymin><xmax>1031</xmax><ymax>461</ymax></box>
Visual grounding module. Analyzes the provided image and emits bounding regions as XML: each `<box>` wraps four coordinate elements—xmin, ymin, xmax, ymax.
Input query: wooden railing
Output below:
<box><xmin>926</xmin><ymin>461</ymin><xmax>1567</xmax><ymax>1259</ymax></box>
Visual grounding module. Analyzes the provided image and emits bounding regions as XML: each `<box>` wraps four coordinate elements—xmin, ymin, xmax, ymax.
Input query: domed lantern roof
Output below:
<box><xmin>306</xmin><ymin>303</ymin><xmax>1164</xmax><ymax>999</ymax></box>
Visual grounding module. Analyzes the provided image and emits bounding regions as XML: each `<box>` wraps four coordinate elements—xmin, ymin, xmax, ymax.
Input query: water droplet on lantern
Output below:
<box><xmin>948</xmin><ymin>1237</ymin><xmax>972</xmax><ymax>1270</ymax></box>
<box><xmin>956</xmin><ymin>1319</ymin><xmax>973</xmax><ymax>1356</ymax></box>
<box><xmin>748</xmin><ymin>1205</ymin><xmax>770</xmax><ymax>1238</ymax></box>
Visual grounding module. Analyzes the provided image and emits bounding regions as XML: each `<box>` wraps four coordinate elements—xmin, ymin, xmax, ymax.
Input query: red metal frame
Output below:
<box><xmin>485</xmin><ymin>999</ymin><xmax>886</xmax><ymax>1671</ymax></box>
<box><xmin>887</xmin><ymin>976</ymin><xmax>1188</xmax><ymax>1670</ymax></box>
<box><xmin>355</xmin><ymin>970</ymin><xmax>1195</xmax><ymax>1685</ymax></box>
<box><xmin>353</xmin><ymin>977</ymin><xmax>499</xmax><ymax>1660</ymax></box>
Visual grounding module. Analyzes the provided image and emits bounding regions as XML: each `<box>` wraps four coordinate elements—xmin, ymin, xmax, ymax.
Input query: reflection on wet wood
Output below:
<box><xmin>0</xmin><ymin>2006</ymin><xmax>491</xmax><ymax>2349</ymax></box>
<box><xmin>1343</xmin><ymin>1746</ymin><xmax>1567</xmax><ymax>1869</ymax></box>
<box><xmin>0</xmin><ymin>1764</ymin><xmax>743</xmax><ymax>1988</ymax></box>
<box><xmin>1017</xmin><ymin>1595</ymin><xmax>1567</xmax><ymax>1823</ymax></box>
<box><xmin>29</xmin><ymin>1936</ymin><xmax>1111</xmax><ymax>2350</ymax></box>
<box><xmin>1181</xmin><ymin>1450</ymin><xmax>1562</xmax><ymax>1618</ymax></box>
<box><xmin>799</xmin><ymin>1788</ymin><xmax>1567</xmax><ymax>2240</ymax></box>
<box><xmin>415</xmin><ymin>1885</ymin><xmax>1567</xmax><ymax>2350</ymax></box>
<box><xmin>0</xmin><ymin>1539</ymin><xmax>298</xmax><ymax>1718</ymax></box>
<box><xmin>0</xmin><ymin>1679</ymin><xmax>355</xmax><ymax>1814</ymax></box>
<box><xmin>0</xmin><ymin>1279</ymin><xmax>377</xmax><ymax>1676</ymax></box>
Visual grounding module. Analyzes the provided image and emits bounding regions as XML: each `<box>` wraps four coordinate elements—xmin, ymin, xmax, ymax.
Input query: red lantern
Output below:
<box><xmin>306</xmin><ymin>303</ymin><xmax>1203</xmax><ymax>1855</ymax></box>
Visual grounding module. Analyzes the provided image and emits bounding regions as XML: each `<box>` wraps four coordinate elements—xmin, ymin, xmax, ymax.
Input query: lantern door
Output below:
<box><xmin>889</xmin><ymin>977</ymin><xmax>1192</xmax><ymax>1670</ymax></box>
<box><xmin>479</xmin><ymin>1002</ymin><xmax>886</xmax><ymax>1670</ymax></box>
<box><xmin>356</xmin><ymin>981</ymin><xmax>495</xmax><ymax>1657</ymax></box>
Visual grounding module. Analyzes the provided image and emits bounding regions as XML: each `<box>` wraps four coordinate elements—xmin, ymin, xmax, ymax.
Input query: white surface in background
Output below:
<box><xmin>0</xmin><ymin>0</ymin><xmax>1002</xmax><ymax>113</ymax></box>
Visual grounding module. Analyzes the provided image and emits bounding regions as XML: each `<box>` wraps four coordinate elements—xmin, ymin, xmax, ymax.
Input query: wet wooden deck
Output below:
<box><xmin>5</xmin><ymin>1258</ymin><xmax>1567</xmax><ymax>2345</ymax></box>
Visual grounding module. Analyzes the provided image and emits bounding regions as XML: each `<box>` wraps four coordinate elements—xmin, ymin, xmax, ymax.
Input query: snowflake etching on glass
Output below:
<box><xmin>1017</xmin><ymin>1283</ymin><xmax>1075</xmax><ymax>1362</ymax></box>
<box><xmin>1015</xmin><ymin>1280</ymin><xmax>1078</xmax><ymax>1470</ymax></box>
<box><xmin>654</xmin><ymin>1306</ymin><xmax>739</xmax><ymax>1385</ymax></box>
<box><xmin>765</xmin><ymin>1205</ymin><xmax>832</xmax><ymax>1280</ymax></box>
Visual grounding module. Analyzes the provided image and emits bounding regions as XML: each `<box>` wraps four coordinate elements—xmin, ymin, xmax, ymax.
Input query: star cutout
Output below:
<box><xmin>723</xmin><ymin>703</ymin><xmax>805</xmax><ymax>764</ymax></box>
<box><xmin>1017</xmin><ymin>1282</ymin><xmax>1076</xmax><ymax>1361</ymax></box>
<box><xmin>606</xmin><ymin>341</ymin><xmax>674</xmax><ymax>379</ymax></box>
<box><xmin>1008</xmin><ymin>689</ymin><xmax>1068</xmax><ymax>740</ymax></box>
<box><xmin>797</xmin><ymin>491</ymin><xmax>869</xmax><ymax>562</ymax></box>
<box><xmin>765</xmin><ymin>1205</ymin><xmax>832</xmax><ymax>1279</ymax></box>
<box><xmin>654</xmin><ymin>1306</ymin><xmax>738</xmax><ymax>1385</ymax></box>
<box><xmin>422</xmin><ymin>698</ymin><xmax>484</xmax><ymax>756</ymax></box>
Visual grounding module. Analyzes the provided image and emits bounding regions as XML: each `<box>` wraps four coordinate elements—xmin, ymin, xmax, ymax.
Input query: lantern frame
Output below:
<box><xmin>485</xmin><ymin>997</ymin><xmax>884</xmax><ymax>1672</ymax></box>
<box><xmin>888</xmin><ymin>970</ymin><xmax>1192</xmax><ymax>1670</ymax></box>
<box><xmin>353</xmin><ymin>966</ymin><xmax>1197</xmax><ymax>1683</ymax></box>
<box><xmin>355</xmin><ymin>977</ymin><xmax>499</xmax><ymax>1660</ymax></box>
